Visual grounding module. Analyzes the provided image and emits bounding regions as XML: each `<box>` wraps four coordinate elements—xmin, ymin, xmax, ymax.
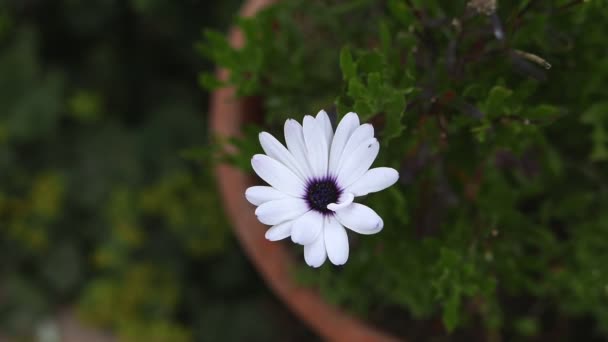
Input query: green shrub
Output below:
<box><xmin>202</xmin><ymin>0</ymin><xmax>608</xmax><ymax>339</ymax></box>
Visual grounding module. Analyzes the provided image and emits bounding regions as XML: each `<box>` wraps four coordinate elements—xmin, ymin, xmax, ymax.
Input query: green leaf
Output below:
<box><xmin>357</xmin><ymin>51</ymin><xmax>384</xmax><ymax>73</ymax></box>
<box><xmin>484</xmin><ymin>86</ymin><xmax>513</xmax><ymax>118</ymax></box>
<box><xmin>525</xmin><ymin>104</ymin><xmax>560</xmax><ymax>120</ymax></box>
<box><xmin>442</xmin><ymin>292</ymin><xmax>461</xmax><ymax>333</ymax></box>
<box><xmin>200</xmin><ymin>30</ymin><xmax>232</xmax><ymax>62</ymax></box>
<box><xmin>353</xmin><ymin>100</ymin><xmax>373</xmax><ymax>120</ymax></box>
<box><xmin>340</xmin><ymin>47</ymin><xmax>356</xmax><ymax>80</ymax></box>
<box><xmin>581</xmin><ymin>103</ymin><xmax>608</xmax><ymax>161</ymax></box>
<box><xmin>367</xmin><ymin>72</ymin><xmax>383</xmax><ymax>99</ymax></box>
<box><xmin>387</xmin><ymin>0</ymin><xmax>415</xmax><ymax>26</ymax></box>
<box><xmin>198</xmin><ymin>72</ymin><xmax>223</xmax><ymax>90</ymax></box>
<box><xmin>382</xmin><ymin>91</ymin><xmax>405</xmax><ymax>143</ymax></box>
<box><xmin>388</xmin><ymin>187</ymin><xmax>408</xmax><ymax>224</ymax></box>
<box><xmin>581</xmin><ymin>103</ymin><xmax>608</xmax><ymax>124</ymax></box>
<box><xmin>471</xmin><ymin>121</ymin><xmax>491</xmax><ymax>143</ymax></box>
<box><xmin>347</xmin><ymin>77</ymin><xmax>367</xmax><ymax>99</ymax></box>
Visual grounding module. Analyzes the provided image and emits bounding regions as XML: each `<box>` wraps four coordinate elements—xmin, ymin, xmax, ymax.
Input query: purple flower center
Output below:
<box><xmin>305</xmin><ymin>177</ymin><xmax>341</xmax><ymax>214</ymax></box>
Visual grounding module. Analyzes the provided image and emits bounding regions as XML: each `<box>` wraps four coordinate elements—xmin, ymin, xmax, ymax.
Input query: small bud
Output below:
<box><xmin>514</xmin><ymin>50</ymin><xmax>552</xmax><ymax>70</ymax></box>
<box><xmin>451</xmin><ymin>18</ymin><xmax>462</xmax><ymax>32</ymax></box>
<box><xmin>467</xmin><ymin>0</ymin><xmax>497</xmax><ymax>16</ymax></box>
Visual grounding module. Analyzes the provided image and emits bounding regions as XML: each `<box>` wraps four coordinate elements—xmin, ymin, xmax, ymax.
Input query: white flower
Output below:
<box><xmin>245</xmin><ymin>110</ymin><xmax>399</xmax><ymax>268</ymax></box>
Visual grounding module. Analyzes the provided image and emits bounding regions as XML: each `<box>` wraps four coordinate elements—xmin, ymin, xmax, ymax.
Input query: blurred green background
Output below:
<box><xmin>0</xmin><ymin>0</ymin><xmax>315</xmax><ymax>341</ymax></box>
<box><xmin>4</xmin><ymin>0</ymin><xmax>608</xmax><ymax>341</ymax></box>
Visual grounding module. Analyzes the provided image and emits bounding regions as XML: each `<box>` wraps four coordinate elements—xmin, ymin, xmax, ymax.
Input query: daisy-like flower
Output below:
<box><xmin>245</xmin><ymin>110</ymin><xmax>399</xmax><ymax>267</ymax></box>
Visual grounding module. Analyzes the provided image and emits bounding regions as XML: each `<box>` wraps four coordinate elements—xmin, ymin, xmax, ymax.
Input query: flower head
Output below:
<box><xmin>245</xmin><ymin>110</ymin><xmax>399</xmax><ymax>267</ymax></box>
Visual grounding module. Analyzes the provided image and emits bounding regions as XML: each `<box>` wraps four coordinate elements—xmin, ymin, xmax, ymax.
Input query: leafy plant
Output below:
<box><xmin>201</xmin><ymin>0</ymin><xmax>608</xmax><ymax>339</ymax></box>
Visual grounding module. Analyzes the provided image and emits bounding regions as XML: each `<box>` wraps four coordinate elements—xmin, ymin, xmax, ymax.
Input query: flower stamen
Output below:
<box><xmin>305</xmin><ymin>177</ymin><xmax>342</xmax><ymax>214</ymax></box>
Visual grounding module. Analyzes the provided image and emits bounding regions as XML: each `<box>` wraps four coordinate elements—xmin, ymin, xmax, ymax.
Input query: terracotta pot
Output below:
<box><xmin>210</xmin><ymin>1</ymin><xmax>400</xmax><ymax>341</ymax></box>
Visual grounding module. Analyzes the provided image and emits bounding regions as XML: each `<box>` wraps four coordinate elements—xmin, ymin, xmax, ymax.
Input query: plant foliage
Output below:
<box><xmin>201</xmin><ymin>0</ymin><xmax>608</xmax><ymax>339</ymax></box>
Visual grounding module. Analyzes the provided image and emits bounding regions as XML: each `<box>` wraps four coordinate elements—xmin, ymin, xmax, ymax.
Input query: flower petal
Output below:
<box><xmin>346</xmin><ymin>167</ymin><xmax>400</xmax><ymax>196</ymax></box>
<box><xmin>329</xmin><ymin>112</ymin><xmax>360</xmax><ymax>175</ymax></box>
<box><xmin>265</xmin><ymin>220</ymin><xmax>293</xmax><ymax>241</ymax></box>
<box><xmin>245</xmin><ymin>186</ymin><xmax>288</xmax><ymax>206</ymax></box>
<box><xmin>327</xmin><ymin>192</ymin><xmax>354</xmax><ymax>211</ymax></box>
<box><xmin>304</xmin><ymin>235</ymin><xmax>327</xmax><ymax>268</ymax></box>
<box><xmin>251</xmin><ymin>154</ymin><xmax>305</xmax><ymax>197</ymax></box>
<box><xmin>335</xmin><ymin>123</ymin><xmax>374</xmax><ymax>172</ymax></box>
<box><xmin>336</xmin><ymin>138</ymin><xmax>379</xmax><ymax>188</ymax></box>
<box><xmin>335</xmin><ymin>203</ymin><xmax>383</xmax><ymax>235</ymax></box>
<box><xmin>284</xmin><ymin>119</ymin><xmax>313</xmax><ymax>178</ymax></box>
<box><xmin>291</xmin><ymin>210</ymin><xmax>323</xmax><ymax>245</ymax></box>
<box><xmin>255</xmin><ymin>198</ymin><xmax>309</xmax><ymax>225</ymax></box>
<box><xmin>259</xmin><ymin>132</ymin><xmax>307</xmax><ymax>180</ymax></box>
<box><xmin>303</xmin><ymin>115</ymin><xmax>329</xmax><ymax>178</ymax></box>
<box><xmin>316</xmin><ymin>110</ymin><xmax>334</xmax><ymax>146</ymax></box>
<box><xmin>324</xmin><ymin>216</ymin><xmax>349</xmax><ymax>265</ymax></box>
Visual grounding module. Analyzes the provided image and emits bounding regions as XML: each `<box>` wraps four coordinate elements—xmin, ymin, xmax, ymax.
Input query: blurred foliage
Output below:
<box><xmin>0</xmin><ymin>0</ymin><xmax>314</xmax><ymax>341</ymax></box>
<box><xmin>202</xmin><ymin>0</ymin><xmax>608</xmax><ymax>340</ymax></box>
